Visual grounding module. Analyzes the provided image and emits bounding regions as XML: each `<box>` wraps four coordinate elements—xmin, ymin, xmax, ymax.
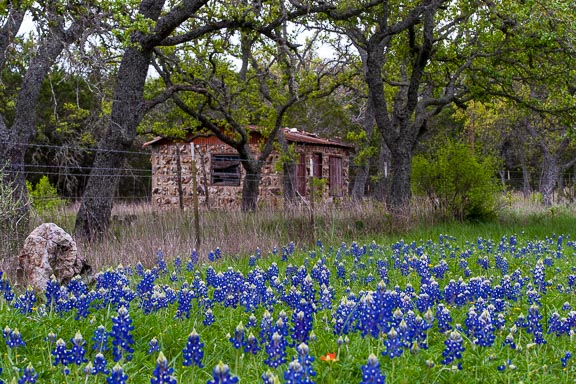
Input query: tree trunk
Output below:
<box><xmin>387</xmin><ymin>141</ymin><xmax>414</xmax><ymax>211</ymax></box>
<box><xmin>351</xmin><ymin>100</ymin><xmax>375</xmax><ymax>201</ymax></box>
<box><xmin>373</xmin><ymin>139</ymin><xmax>392</xmax><ymax>202</ymax></box>
<box><xmin>241</xmin><ymin>161</ymin><xmax>261</xmax><ymax>212</ymax></box>
<box><xmin>74</xmin><ymin>44</ymin><xmax>152</xmax><ymax>240</ymax></box>
<box><xmin>0</xmin><ymin>15</ymin><xmax>85</xmax><ymax>237</ymax></box>
<box><xmin>518</xmin><ymin>148</ymin><xmax>532</xmax><ymax>198</ymax></box>
<box><xmin>540</xmin><ymin>152</ymin><xmax>559</xmax><ymax>207</ymax></box>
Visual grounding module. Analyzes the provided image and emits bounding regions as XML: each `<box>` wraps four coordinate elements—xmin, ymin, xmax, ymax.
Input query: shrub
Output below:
<box><xmin>411</xmin><ymin>140</ymin><xmax>502</xmax><ymax>221</ymax></box>
<box><xmin>26</xmin><ymin>175</ymin><xmax>67</xmax><ymax>217</ymax></box>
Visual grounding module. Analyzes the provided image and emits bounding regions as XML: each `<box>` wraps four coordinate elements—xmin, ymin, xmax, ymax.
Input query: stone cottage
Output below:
<box><xmin>143</xmin><ymin>127</ymin><xmax>354</xmax><ymax>209</ymax></box>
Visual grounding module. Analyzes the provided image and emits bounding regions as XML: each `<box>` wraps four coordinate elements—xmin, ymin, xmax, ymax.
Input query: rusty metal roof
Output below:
<box><xmin>143</xmin><ymin>127</ymin><xmax>353</xmax><ymax>150</ymax></box>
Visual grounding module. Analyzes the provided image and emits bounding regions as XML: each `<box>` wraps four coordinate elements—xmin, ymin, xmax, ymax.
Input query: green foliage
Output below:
<box><xmin>26</xmin><ymin>176</ymin><xmax>67</xmax><ymax>216</ymax></box>
<box><xmin>412</xmin><ymin>140</ymin><xmax>502</xmax><ymax>221</ymax></box>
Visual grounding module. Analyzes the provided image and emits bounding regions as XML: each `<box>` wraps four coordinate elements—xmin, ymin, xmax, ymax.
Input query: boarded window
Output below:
<box><xmin>312</xmin><ymin>153</ymin><xmax>322</xmax><ymax>178</ymax></box>
<box><xmin>296</xmin><ymin>153</ymin><xmax>307</xmax><ymax>196</ymax></box>
<box><xmin>329</xmin><ymin>156</ymin><xmax>343</xmax><ymax>197</ymax></box>
<box><xmin>211</xmin><ymin>154</ymin><xmax>241</xmax><ymax>186</ymax></box>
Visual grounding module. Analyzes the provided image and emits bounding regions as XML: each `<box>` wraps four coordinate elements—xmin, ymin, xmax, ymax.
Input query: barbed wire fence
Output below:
<box><xmin>3</xmin><ymin>140</ymin><xmax>576</xmax><ymax>207</ymax></box>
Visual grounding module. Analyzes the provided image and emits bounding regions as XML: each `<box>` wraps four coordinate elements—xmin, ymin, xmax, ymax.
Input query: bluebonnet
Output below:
<box><xmin>73</xmin><ymin>293</ymin><xmax>92</xmax><ymax>320</ymax></box>
<box><xmin>243</xmin><ymin>332</ymin><xmax>260</xmax><ymax>355</ymax></box>
<box><xmin>502</xmin><ymin>331</ymin><xmax>517</xmax><ymax>350</ymax></box>
<box><xmin>333</xmin><ymin>296</ymin><xmax>358</xmax><ymax>335</ymax></box>
<box><xmin>291</xmin><ymin>302</ymin><xmax>314</xmax><ymax>345</ymax></box>
<box><xmin>203</xmin><ymin>308</ymin><xmax>215</xmax><ymax>326</ymax></box>
<box><xmin>182</xmin><ymin>329</ymin><xmax>204</xmax><ymax>367</ymax></box>
<box><xmin>336</xmin><ymin>262</ymin><xmax>346</xmax><ymax>279</ymax></box>
<box><xmin>45</xmin><ymin>332</ymin><xmax>57</xmax><ymax>343</ymax></box>
<box><xmin>111</xmin><ymin>306</ymin><xmax>135</xmax><ymax>362</ymax></box>
<box><xmin>151</xmin><ymin>352</ymin><xmax>177</xmax><ymax>384</ymax></box>
<box><xmin>465</xmin><ymin>308</ymin><xmax>495</xmax><ymax>347</ymax></box>
<box><xmin>319</xmin><ymin>285</ymin><xmax>334</xmax><ymax>310</ymax></box>
<box><xmin>435</xmin><ymin>304</ymin><xmax>453</xmax><ymax>333</ymax></box>
<box><xmin>14</xmin><ymin>287</ymin><xmax>36</xmax><ymax>314</ymax></box>
<box><xmin>207</xmin><ymin>361</ymin><xmax>238</xmax><ymax>384</ymax></box>
<box><xmin>561</xmin><ymin>351</ymin><xmax>572</xmax><ymax>368</ymax></box>
<box><xmin>52</xmin><ymin>338</ymin><xmax>69</xmax><ymax>366</ymax></box>
<box><xmin>18</xmin><ymin>363</ymin><xmax>38</xmax><ymax>384</ymax></box>
<box><xmin>382</xmin><ymin>328</ymin><xmax>404</xmax><ymax>359</ymax></box>
<box><xmin>0</xmin><ymin>273</ymin><xmax>14</xmax><ymax>301</ymax></box>
<box><xmin>148</xmin><ymin>337</ymin><xmax>160</xmax><ymax>354</ymax></box>
<box><xmin>187</xmin><ymin>249</ymin><xmax>199</xmax><ymax>271</ymax></box>
<box><xmin>156</xmin><ymin>249</ymin><xmax>168</xmax><ymax>274</ymax></box>
<box><xmin>229</xmin><ymin>322</ymin><xmax>245</xmax><ymax>349</ymax></box>
<box><xmin>246</xmin><ymin>314</ymin><xmax>257</xmax><ymax>328</ymax></box>
<box><xmin>4</xmin><ymin>327</ymin><xmax>26</xmax><ymax>348</ymax></box>
<box><xmin>92</xmin><ymin>353</ymin><xmax>110</xmax><ymax>375</ymax></box>
<box><xmin>107</xmin><ymin>363</ymin><xmax>128</xmax><ymax>384</ymax></box>
<box><xmin>360</xmin><ymin>354</ymin><xmax>386</xmax><ymax>384</ymax></box>
<box><xmin>262</xmin><ymin>371</ymin><xmax>278</xmax><ymax>384</ymax></box>
<box><xmin>92</xmin><ymin>325</ymin><xmax>109</xmax><ymax>352</ymax></box>
<box><xmin>259</xmin><ymin>310</ymin><xmax>274</xmax><ymax>341</ymax></box>
<box><xmin>526</xmin><ymin>304</ymin><xmax>546</xmax><ymax>344</ymax></box>
<box><xmin>532</xmin><ymin>259</ymin><xmax>546</xmax><ymax>292</ymax></box>
<box><xmin>45</xmin><ymin>275</ymin><xmax>61</xmax><ymax>308</ymax></box>
<box><xmin>284</xmin><ymin>361</ymin><xmax>311</xmax><ymax>384</ymax></box>
<box><xmin>69</xmin><ymin>331</ymin><xmax>88</xmax><ymax>365</ymax></box>
<box><xmin>441</xmin><ymin>330</ymin><xmax>465</xmax><ymax>369</ymax></box>
<box><xmin>264</xmin><ymin>331</ymin><xmax>288</xmax><ymax>368</ymax></box>
<box><xmin>294</xmin><ymin>342</ymin><xmax>316</xmax><ymax>381</ymax></box>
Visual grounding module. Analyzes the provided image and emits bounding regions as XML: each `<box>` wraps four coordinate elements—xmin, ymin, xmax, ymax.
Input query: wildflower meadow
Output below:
<box><xmin>0</xmin><ymin>232</ymin><xmax>575</xmax><ymax>383</ymax></box>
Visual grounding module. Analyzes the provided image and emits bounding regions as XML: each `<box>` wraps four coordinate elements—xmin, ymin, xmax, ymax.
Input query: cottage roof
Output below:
<box><xmin>143</xmin><ymin>127</ymin><xmax>353</xmax><ymax>150</ymax></box>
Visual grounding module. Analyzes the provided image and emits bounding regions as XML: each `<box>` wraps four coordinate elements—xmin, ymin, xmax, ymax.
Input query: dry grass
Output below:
<box><xmin>5</xmin><ymin>191</ymin><xmax>575</xmax><ymax>273</ymax></box>
<box><xmin>77</xmin><ymin>200</ymin><xmax>411</xmax><ymax>271</ymax></box>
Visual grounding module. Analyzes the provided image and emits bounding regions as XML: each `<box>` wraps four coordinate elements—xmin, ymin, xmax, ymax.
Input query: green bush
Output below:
<box><xmin>26</xmin><ymin>175</ymin><xmax>67</xmax><ymax>216</ymax></box>
<box><xmin>411</xmin><ymin>140</ymin><xmax>502</xmax><ymax>221</ymax></box>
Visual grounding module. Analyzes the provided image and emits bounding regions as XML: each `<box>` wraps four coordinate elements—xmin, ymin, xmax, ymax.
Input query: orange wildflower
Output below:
<box><xmin>320</xmin><ymin>353</ymin><xmax>338</xmax><ymax>362</ymax></box>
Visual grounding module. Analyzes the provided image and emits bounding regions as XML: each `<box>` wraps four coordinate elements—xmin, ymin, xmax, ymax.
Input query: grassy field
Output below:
<box><xmin>0</xmin><ymin>200</ymin><xmax>576</xmax><ymax>383</ymax></box>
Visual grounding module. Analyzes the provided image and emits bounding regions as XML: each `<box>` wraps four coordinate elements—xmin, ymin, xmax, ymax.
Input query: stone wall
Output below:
<box><xmin>150</xmin><ymin>141</ymin><xmax>350</xmax><ymax>210</ymax></box>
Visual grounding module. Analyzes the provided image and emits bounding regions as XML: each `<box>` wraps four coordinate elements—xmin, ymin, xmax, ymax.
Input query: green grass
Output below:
<box><xmin>1</xmin><ymin>215</ymin><xmax>576</xmax><ymax>383</ymax></box>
